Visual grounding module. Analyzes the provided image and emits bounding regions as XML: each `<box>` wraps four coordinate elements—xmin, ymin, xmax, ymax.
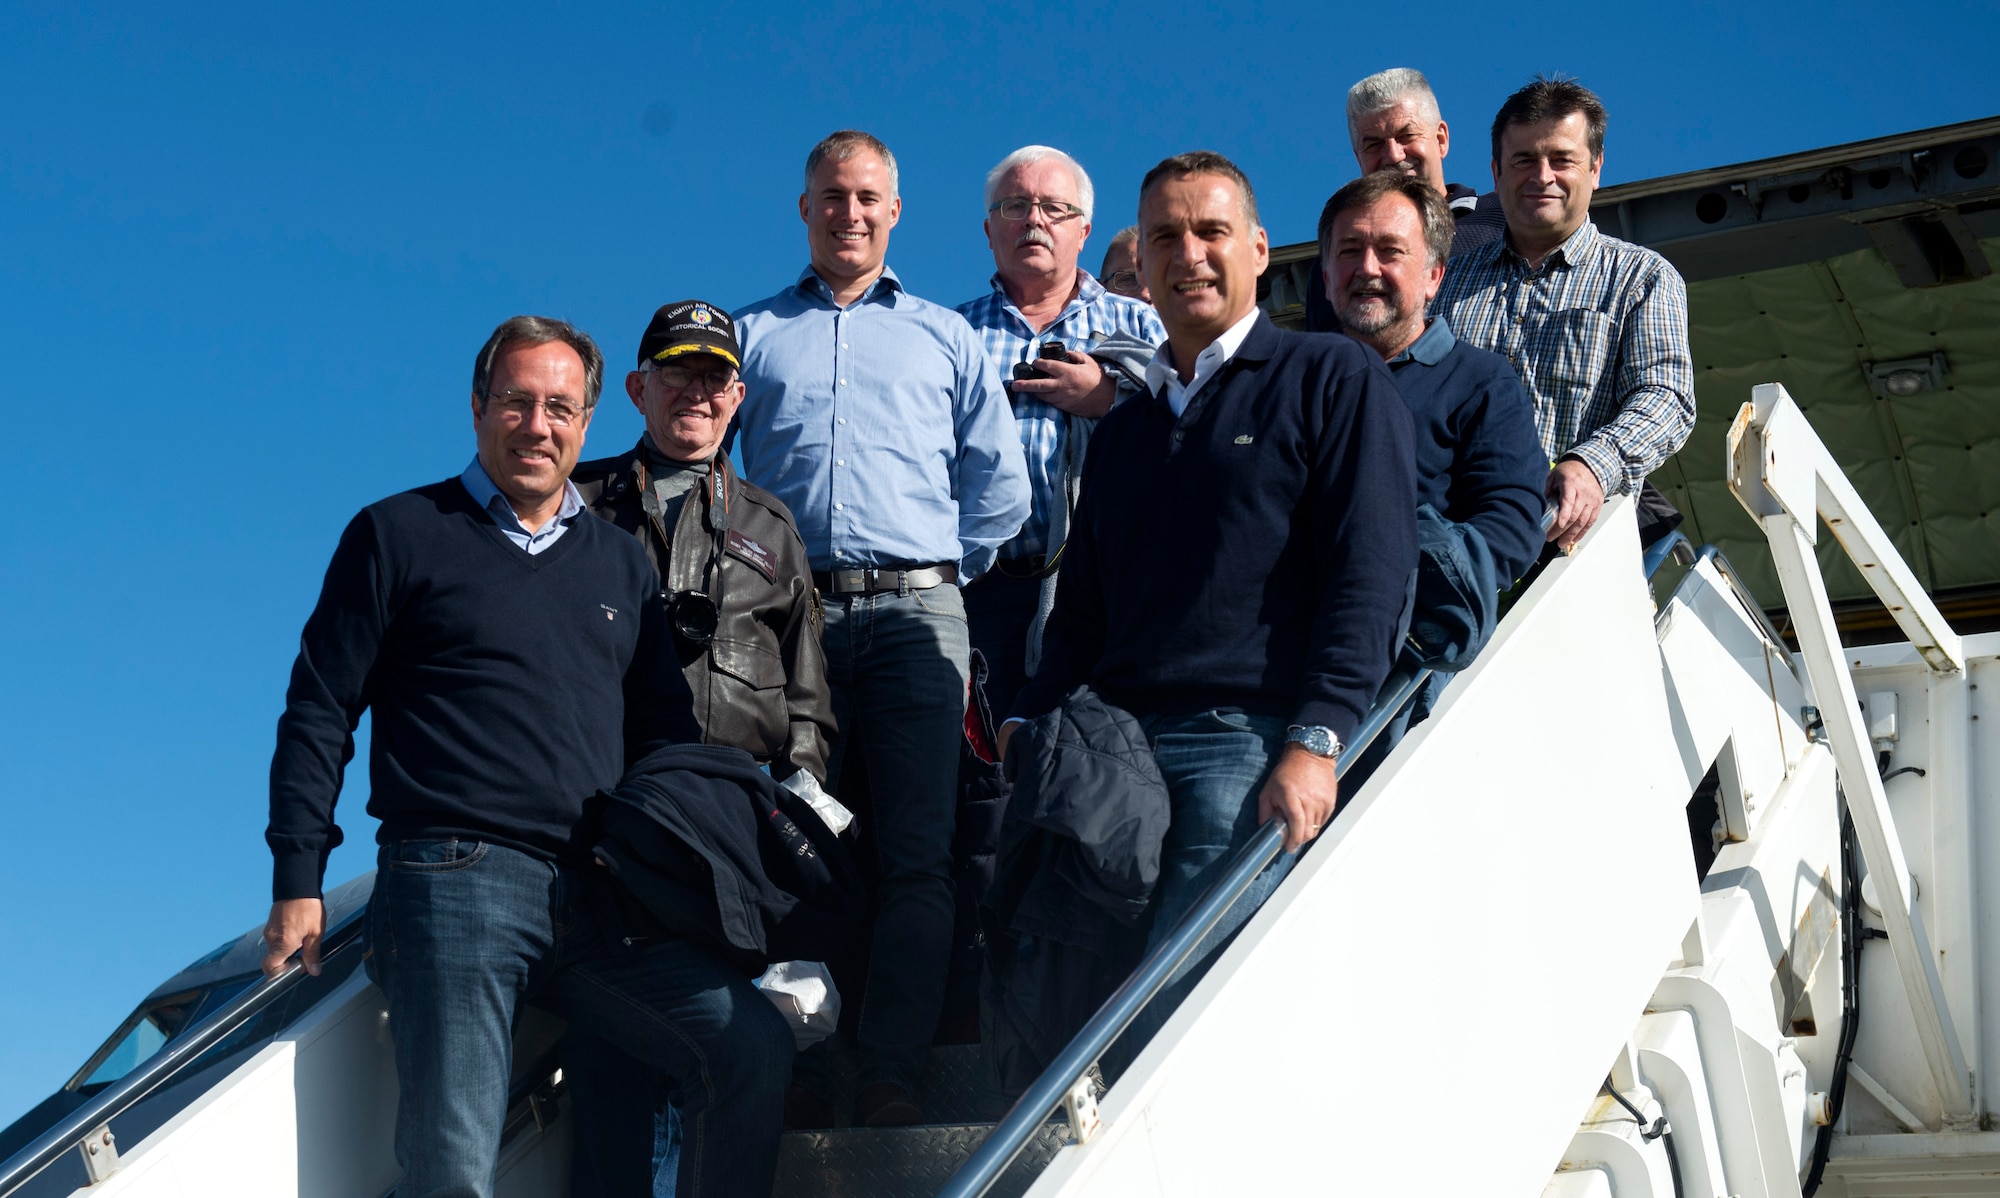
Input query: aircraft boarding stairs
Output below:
<box><xmin>7</xmin><ymin>383</ymin><xmax>2000</xmax><ymax>1197</ymax></box>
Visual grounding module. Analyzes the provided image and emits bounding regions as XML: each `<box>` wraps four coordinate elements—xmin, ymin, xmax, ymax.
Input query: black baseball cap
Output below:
<box><xmin>637</xmin><ymin>300</ymin><xmax>741</xmax><ymax>369</ymax></box>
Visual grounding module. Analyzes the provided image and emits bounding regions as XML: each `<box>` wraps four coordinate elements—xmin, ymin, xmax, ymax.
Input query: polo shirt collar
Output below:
<box><xmin>1387</xmin><ymin>317</ymin><xmax>1456</xmax><ymax>367</ymax></box>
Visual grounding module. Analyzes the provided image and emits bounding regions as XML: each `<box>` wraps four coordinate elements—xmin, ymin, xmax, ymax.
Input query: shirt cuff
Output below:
<box><xmin>1561</xmin><ymin>441</ymin><xmax>1627</xmax><ymax>498</ymax></box>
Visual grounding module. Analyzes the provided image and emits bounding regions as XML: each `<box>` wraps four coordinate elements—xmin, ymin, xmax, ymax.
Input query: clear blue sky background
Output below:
<box><xmin>2</xmin><ymin>0</ymin><xmax>1995</xmax><ymax>1124</ymax></box>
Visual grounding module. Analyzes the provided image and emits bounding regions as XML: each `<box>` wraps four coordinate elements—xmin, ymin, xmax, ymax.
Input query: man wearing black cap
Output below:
<box><xmin>564</xmin><ymin>302</ymin><xmax>839</xmax><ymax>1195</ymax></box>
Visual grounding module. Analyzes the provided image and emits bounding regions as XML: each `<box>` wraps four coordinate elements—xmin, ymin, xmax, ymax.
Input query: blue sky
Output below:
<box><xmin>2</xmin><ymin>0</ymin><xmax>1995</xmax><ymax>1124</ymax></box>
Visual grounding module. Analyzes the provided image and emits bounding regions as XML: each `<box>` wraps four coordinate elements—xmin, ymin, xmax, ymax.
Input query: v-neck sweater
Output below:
<box><xmin>266</xmin><ymin>479</ymin><xmax>698</xmax><ymax>900</ymax></box>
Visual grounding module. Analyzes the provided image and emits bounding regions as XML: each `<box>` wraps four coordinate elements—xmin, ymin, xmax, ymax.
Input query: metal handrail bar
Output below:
<box><xmin>1693</xmin><ymin>544</ymin><xmax>1805</xmax><ymax>681</ymax></box>
<box><xmin>1641</xmin><ymin>529</ymin><xmax>1696</xmax><ymax>580</ymax></box>
<box><xmin>937</xmin><ymin>665</ymin><xmax>1432</xmax><ymax>1198</ymax></box>
<box><xmin>0</xmin><ymin>906</ymin><xmax>369</xmax><ymax>1197</ymax></box>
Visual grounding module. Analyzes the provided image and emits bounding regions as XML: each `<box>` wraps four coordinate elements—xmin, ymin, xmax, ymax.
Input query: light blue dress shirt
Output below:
<box><xmin>733</xmin><ymin>266</ymin><xmax>1031</xmax><ymax>581</ymax></box>
<box><xmin>457</xmin><ymin>456</ymin><xmax>586</xmax><ymax>554</ymax></box>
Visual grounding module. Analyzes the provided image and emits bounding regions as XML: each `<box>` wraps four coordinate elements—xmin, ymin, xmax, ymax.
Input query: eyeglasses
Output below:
<box><xmin>988</xmin><ymin>196</ymin><xmax>1085</xmax><ymax>223</ymax></box>
<box><xmin>646</xmin><ymin>362</ymin><xmax>739</xmax><ymax>394</ymax></box>
<box><xmin>485</xmin><ymin>390</ymin><xmax>586</xmax><ymax>427</ymax></box>
<box><xmin>1103</xmin><ymin>270</ymin><xmax>1141</xmax><ymax>291</ymax></box>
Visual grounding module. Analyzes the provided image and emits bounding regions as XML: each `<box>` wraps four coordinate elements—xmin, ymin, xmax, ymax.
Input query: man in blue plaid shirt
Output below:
<box><xmin>1431</xmin><ymin>77</ymin><xmax>1695</xmax><ymax>553</ymax></box>
<box><xmin>956</xmin><ymin>145</ymin><xmax>1165</xmax><ymax>715</ymax></box>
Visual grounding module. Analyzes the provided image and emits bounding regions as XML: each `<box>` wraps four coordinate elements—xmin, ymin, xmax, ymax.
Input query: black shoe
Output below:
<box><xmin>855</xmin><ymin>1081</ymin><xmax>923</xmax><ymax>1127</ymax></box>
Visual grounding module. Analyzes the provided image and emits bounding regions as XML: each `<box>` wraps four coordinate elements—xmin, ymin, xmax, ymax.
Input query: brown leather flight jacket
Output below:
<box><xmin>573</xmin><ymin>443</ymin><xmax>835</xmax><ymax>785</ymax></box>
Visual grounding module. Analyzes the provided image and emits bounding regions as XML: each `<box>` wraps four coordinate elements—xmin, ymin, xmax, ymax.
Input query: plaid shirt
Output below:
<box><xmin>956</xmin><ymin>271</ymin><xmax>1165</xmax><ymax>559</ymax></box>
<box><xmin>1430</xmin><ymin>220</ymin><xmax>1694</xmax><ymax>497</ymax></box>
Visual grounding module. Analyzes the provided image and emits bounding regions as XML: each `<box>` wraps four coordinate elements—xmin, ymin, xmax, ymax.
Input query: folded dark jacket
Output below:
<box><xmin>981</xmin><ymin>687</ymin><xmax>1169</xmax><ymax>1099</ymax></box>
<box><xmin>592</xmin><ymin>742</ymin><xmax>864</xmax><ymax>973</ymax></box>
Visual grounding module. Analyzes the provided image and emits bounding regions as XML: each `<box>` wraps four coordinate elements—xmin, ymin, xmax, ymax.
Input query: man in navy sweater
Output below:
<box><xmin>259</xmin><ymin>316</ymin><xmax>792</xmax><ymax>1198</ymax></box>
<box><xmin>1003</xmin><ymin>152</ymin><xmax>1418</xmax><ymax>1023</ymax></box>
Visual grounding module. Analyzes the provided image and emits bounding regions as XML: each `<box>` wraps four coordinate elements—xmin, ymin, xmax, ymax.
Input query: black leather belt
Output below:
<box><xmin>814</xmin><ymin>564</ymin><xmax>958</xmax><ymax>595</ymax></box>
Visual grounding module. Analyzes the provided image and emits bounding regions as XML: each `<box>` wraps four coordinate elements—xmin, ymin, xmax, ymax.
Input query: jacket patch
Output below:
<box><xmin>726</xmin><ymin>530</ymin><xmax>778</xmax><ymax>582</ymax></box>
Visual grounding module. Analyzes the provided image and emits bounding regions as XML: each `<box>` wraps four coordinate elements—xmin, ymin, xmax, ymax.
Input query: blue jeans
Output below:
<box><xmin>817</xmin><ymin>583</ymin><xmax>972</xmax><ymax>1091</ymax></box>
<box><xmin>364</xmin><ymin>838</ymin><xmax>791</xmax><ymax>1198</ymax></box>
<box><xmin>1122</xmin><ymin>709</ymin><xmax>1290</xmax><ymax>1051</ymax></box>
<box><xmin>563</xmin><ymin>1030</ymin><xmax>680</xmax><ymax>1198</ymax></box>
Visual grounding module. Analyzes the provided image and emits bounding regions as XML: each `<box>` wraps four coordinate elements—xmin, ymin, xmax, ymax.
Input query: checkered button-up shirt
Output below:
<box><xmin>956</xmin><ymin>271</ymin><xmax>1166</xmax><ymax>559</ymax></box>
<box><xmin>1430</xmin><ymin>220</ymin><xmax>1694</xmax><ymax>497</ymax></box>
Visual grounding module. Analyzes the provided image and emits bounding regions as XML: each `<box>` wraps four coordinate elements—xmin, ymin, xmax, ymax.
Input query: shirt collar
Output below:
<box><xmin>985</xmin><ymin>268</ymin><xmax>1107</xmax><ymax>326</ymax></box>
<box><xmin>459</xmin><ymin>456</ymin><xmax>584</xmax><ymax>528</ymax></box>
<box><xmin>1143</xmin><ymin>306</ymin><xmax>1262</xmax><ymax>395</ymax></box>
<box><xmin>1500</xmin><ymin>218</ymin><xmax>1602</xmax><ymax>271</ymax></box>
<box><xmin>798</xmin><ymin>263</ymin><xmax>904</xmax><ymax>307</ymax></box>
<box><xmin>1387</xmin><ymin>316</ymin><xmax>1456</xmax><ymax>367</ymax></box>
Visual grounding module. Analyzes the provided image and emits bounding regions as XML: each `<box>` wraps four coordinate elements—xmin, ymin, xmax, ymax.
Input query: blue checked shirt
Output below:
<box><xmin>1430</xmin><ymin>220</ymin><xmax>1694</xmax><ymax>497</ymax></box>
<box><xmin>732</xmin><ymin>266</ymin><xmax>1030</xmax><ymax>581</ymax></box>
<box><xmin>955</xmin><ymin>271</ymin><xmax>1165</xmax><ymax>559</ymax></box>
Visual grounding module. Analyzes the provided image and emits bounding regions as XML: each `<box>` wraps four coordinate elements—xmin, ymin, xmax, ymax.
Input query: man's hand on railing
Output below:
<box><xmin>1257</xmin><ymin>745</ymin><xmax>1339</xmax><ymax>853</ymax></box>
<box><xmin>261</xmin><ymin>898</ymin><xmax>326</xmax><ymax>978</ymax></box>
<box><xmin>1544</xmin><ymin>459</ymin><xmax>1605</xmax><ymax>552</ymax></box>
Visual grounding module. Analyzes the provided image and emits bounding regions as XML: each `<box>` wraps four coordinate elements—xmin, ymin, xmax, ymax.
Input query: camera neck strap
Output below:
<box><xmin>637</xmin><ymin>454</ymin><xmax>730</xmax><ymax>604</ymax></box>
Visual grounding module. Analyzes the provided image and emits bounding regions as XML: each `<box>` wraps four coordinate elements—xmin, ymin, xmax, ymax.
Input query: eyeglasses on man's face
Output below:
<box><xmin>1102</xmin><ymin>270</ymin><xmax>1141</xmax><ymax>291</ymax></box>
<box><xmin>646</xmin><ymin>362</ymin><xmax>739</xmax><ymax>395</ymax></box>
<box><xmin>485</xmin><ymin>390</ymin><xmax>586</xmax><ymax>427</ymax></box>
<box><xmin>988</xmin><ymin>195</ymin><xmax>1085</xmax><ymax>223</ymax></box>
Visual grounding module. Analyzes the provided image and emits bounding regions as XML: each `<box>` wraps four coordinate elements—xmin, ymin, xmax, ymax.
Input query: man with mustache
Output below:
<box><xmin>1320</xmin><ymin>171</ymin><xmax>1544</xmax><ymax>589</ymax></box>
<box><xmin>563</xmin><ymin>300</ymin><xmax>838</xmax><ymax>1195</ymax></box>
<box><xmin>1318</xmin><ymin>172</ymin><xmax>1546</xmax><ymax>786</ymax></box>
<box><xmin>733</xmin><ymin>129</ymin><xmax>1029</xmax><ymax>1128</ymax></box>
<box><xmin>1305</xmin><ymin>67</ymin><xmax>1506</xmax><ymax>333</ymax></box>
<box><xmin>956</xmin><ymin>145</ymin><xmax>1165</xmax><ymax>718</ymax></box>
<box><xmin>1430</xmin><ymin>76</ymin><xmax>1694</xmax><ymax>553</ymax></box>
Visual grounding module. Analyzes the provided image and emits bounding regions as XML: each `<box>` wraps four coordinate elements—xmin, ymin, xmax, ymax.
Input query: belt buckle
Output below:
<box><xmin>832</xmin><ymin>568</ymin><xmax>867</xmax><ymax>593</ymax></box>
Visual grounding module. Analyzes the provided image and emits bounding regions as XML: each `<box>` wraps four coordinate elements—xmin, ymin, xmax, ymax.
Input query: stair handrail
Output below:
<box><xmin>0</xmin><ymin>905</ymin><xmax>369</xmax><ymax>1197</ymax></box>
<box><xmin>936</xmin><ymin>662</ymin><xmax>1432</xmax><ymax>1198</ymax></box>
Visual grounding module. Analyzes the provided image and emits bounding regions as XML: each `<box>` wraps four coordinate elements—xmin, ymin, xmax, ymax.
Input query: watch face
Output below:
<box><xmin>1290</xmin><ymin>726</ymin><xmax>1337</xmax><ymax>756</ymax></box>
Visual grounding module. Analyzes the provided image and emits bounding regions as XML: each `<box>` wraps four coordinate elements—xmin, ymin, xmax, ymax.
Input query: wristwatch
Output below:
<box><xmin>1285</xmin><ymin>725</ymin><xmax>1343</xmax><ymax>759</ymax></box>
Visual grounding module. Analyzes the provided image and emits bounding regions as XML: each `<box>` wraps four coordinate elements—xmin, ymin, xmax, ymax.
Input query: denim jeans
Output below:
<box><xmin>364</xmin><ymin>838</ymin><xmax>791</xmax><ymax>1198</ymax></box>
<box><xmin>962</xmin><ymin>568</ymin><xmax>1042</xmax><ymax>720</ymax></box>
<box><xmin>817</xmin><ymin>582</ymin><xmax>972</xmax><ymax>1091</ymax></box>
<box><xmin>1121</xmin><ymin>709</ymin><xmax>1290</xmax><ymax>1052</ymax></box>
<box><xmin>563</xmin><ymin>1029</ymin><xmax>680</xmax><ymax>1198</ymax></box>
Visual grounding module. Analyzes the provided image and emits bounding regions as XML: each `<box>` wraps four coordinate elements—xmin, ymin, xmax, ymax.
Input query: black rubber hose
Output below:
<box><xmin>1605</xmin><ymin>1077</ymin><xmax>1684</xmax><ymax>1198</ymax></box>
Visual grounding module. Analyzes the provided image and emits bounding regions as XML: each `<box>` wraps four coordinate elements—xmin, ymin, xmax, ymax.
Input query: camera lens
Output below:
<box><xmin>669</xmin><ymin>590</ymin><xmax>720</xmax><ymax>644</ymax></box>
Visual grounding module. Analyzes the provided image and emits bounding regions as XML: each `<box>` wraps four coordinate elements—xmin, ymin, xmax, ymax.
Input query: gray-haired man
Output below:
<box><xmin>1306</xmin><ymin>66</ymin><xmax>1504</xmax><ymax>332</ymax></box>
<box><xmin>955</xmin><ymin>145</ymin><xmax>1165</xmax><ymax>718</ymax></box>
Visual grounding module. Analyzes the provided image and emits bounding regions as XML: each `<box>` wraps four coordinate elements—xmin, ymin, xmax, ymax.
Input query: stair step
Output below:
<box><xmin>808</xmin><ymin>1043</ymin><xmax>1006</xmax><ymax>1126</ymax></box>
<box><xmin>774</xmin><ymin>1119</ymin><xmax>1070</xmax><ymax>1198</ymax></box>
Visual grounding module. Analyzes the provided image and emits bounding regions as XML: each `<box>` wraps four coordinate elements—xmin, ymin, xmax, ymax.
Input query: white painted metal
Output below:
<box><xmin>1025</xmin><ymin>498</ymin><xmax>1702</xmax><ymax>1196</ymax></box>
<box><xmin>1728</xmin><ymin>384</ymin><xmax>1975</xmax><ymax>1125</ymax></box>
<box><xmin>1729</xmin><ymin>382</ymin><xmax>1964</xmax><ymax>674</ymax></box>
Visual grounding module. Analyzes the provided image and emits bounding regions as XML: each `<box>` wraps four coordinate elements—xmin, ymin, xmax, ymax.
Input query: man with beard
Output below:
<box><xmin>1319</xmin><ymin>171</ymin><xmax>1544</xmax><ymax>588</ymax></box>
<box><xmin>1305</xmin><ymin>67</ymin><xmax>1506</xmax><ymax>332</ymax></box>
<box><xmin>956</xmin><ymin>145</ymin><xmax>1165</xmax><ymax>717</ymax></box>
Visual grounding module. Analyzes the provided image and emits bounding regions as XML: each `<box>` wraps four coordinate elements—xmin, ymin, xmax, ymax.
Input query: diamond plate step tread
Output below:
<box><xmin>773</xmin><ymin>1119</ymin><xmax>1069</xmax><ymax>1198</ymax></box>
<box><xmin>809</xmin><ymin>1043</ymin><xmax>1005</xmax><ymax>1126</ymax></box>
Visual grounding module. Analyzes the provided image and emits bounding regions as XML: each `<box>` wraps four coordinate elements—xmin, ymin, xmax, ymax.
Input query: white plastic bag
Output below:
<box><xmin>779</xmin><ymin>769</ymin><xmax>856</xmax><ymax>835</ymax></box>
<box><xmin>755</xmin><ymin>960</ymin><xmax>842</xmax><ymax>1050</ymax></box>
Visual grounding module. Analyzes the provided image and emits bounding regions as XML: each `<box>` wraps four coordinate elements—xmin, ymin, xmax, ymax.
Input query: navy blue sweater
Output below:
<box><xmin>1386</xmin><ymin>318</ymin><xmax>1548</xmax><ymax>585</ymax></box>
<box><xmin>265</xmin><ymin>480</ymin><xmax>699</xmax><ymax>900</ymax></box>
<box><xmin>1013</xmin><ymin>314</ymin><xmax>1418</xmax><ymax>743</ymax></box>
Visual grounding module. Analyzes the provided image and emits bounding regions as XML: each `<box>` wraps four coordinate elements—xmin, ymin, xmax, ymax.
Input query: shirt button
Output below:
<box><xmin>835</xmin><ymin>502</ymin><xmax>845</xmax><ymax>511</ymax></box>
<box><xmin>841</xmin><ymin>343</ymin><xmax>849</xmax><ymax>349</ymax></box>
<box><xmin>838</xmin><ymin>418</ymin><xmax>848</xmax><ymax>426</ymax></box>
<box><xmin>839</xmin><ymin>379</ymin><xmax>848</xmax><ymax>386</ymax></box>
<box><xmin>1173</xmin><ymin>430</ymin><xmax>1185</xmax><ymax>442</ymax></box>
<box><xmin>836</xmin><ymin>459</ymin><xmax>845</xmax><ymax>466</ymax></box>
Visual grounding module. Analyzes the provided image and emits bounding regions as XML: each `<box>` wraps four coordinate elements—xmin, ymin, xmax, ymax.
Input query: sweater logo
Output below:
<box><xmin>1233</xmin><ymin>434</ymin><xmax>1255</xmax><ymax>445</ymax></box>
<box><xmin>601</xmin><ymin>604</ymin><xmax>618</xmax><ymax>621</ymax></box>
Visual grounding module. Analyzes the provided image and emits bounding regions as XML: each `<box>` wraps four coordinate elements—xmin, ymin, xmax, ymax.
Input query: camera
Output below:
<box><xmin>1010</xmin><ymin>341</ymin><xmax>1072</xmax><ymax>384</ymax></box>
<box><xmin>666</xmin><ymin>590</ymin><xmax>720</xmax><ymax>644</ymax></box>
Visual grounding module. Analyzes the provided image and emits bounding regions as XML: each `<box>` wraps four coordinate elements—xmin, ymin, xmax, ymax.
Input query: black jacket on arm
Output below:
<box><xmin>1011</xmin><ymin>314</ymin><xmax>1418</xmax><ymax>746</ymax></box>
<box><xmin>573</xmin><ymin>444</ymin><xmax>836</xmax><ymax>785</ymax></box>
